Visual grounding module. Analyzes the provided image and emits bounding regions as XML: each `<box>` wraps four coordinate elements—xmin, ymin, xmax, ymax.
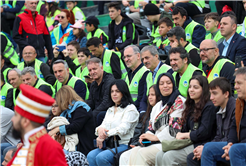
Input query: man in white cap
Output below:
<box><xmin>7</xmin><ymin>84</ymin><xmax>67</xmax><ymax>166</ymax></box>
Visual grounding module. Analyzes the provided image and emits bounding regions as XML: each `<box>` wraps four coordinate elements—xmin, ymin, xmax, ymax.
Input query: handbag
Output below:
<box><xmin>162</xmin><ymin>138</ymin><xmax>193</xmax><ymax>152</ymax></box>
<box><xmin>105</xmin><ymin>135</ymin><xmax>121</xmax><ymax>166</ymax></box>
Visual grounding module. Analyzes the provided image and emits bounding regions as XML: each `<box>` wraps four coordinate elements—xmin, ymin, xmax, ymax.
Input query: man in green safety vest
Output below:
<box><xmin>17</xmin><ymin>46</ymin><xmax>56</xmax><ymax>86</ymax></box>
<box><xmin>52</xmin><ymin>60</ymin><xmax>88</xmax><ymax>100</ymax></box>
<box><xmin>200</xmin><ymin>39</ymin><xmax>235</xmax><ymax>95</ymax></box>
<box><xmin>83</xmin><ymin>16</ymin><xmax>108</xmax><ymax>45</ymax></box>
<box><xmin>87</xmin><ymin>37</ymin><xmax>127</xmax><ymax>80</ymax></box>
<box><xmin>141</xmin><ymin>45</ymin><xmax>173</xmax><ymax>84</ymax></box>
<box><xmin>7</xmin><ymin>68</ymin><xmax>22</xmax><ymax>109</ymax></box>
<box><xmin>0</xmin><ymin>72</ymin><xmax>13</xmax><ymax>109</ymax></box>
<box><xmin>172</xmin><ymin>6</ymin><xmax>206</xmax><ymax>48</ymax></box>
<box><xmin>123</xmin><ymin>45</ymin><xmax>152</xmax><ymax>112</ymax></box>
<box><xmin>166</xmin><ymin>26</ymin><xmax>202</xmax><ymax>70</ymax></box>
<box><xmin>21</xmin><ymin>67</ymin><xmax>55</xmax><ymax>98</ymax></box>
<box><xmin>170</xmin><ymin>47</ymin><xmax>204</xmax><ymax>98</ymax></box>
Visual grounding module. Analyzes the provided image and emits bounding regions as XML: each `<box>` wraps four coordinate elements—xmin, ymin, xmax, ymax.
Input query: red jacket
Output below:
<box><xmin>13</xmin><ymin>9</ymin><xmax>53</xmax><ymax>60</ymax></box>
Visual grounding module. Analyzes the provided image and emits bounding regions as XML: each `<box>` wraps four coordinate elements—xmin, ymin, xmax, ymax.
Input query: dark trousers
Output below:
<box><xmin>187</xmin><ymin>152</ymin><xmax>201</xmax><ymax>166</ymax></box>
<box><xmin>175</xmin><ymin>3</ymin><xmax>202</xmax><ymax>17</ymax></box>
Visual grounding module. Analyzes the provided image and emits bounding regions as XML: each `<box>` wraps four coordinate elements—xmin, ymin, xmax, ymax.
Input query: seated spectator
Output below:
<box><xmin>62</xmin><ymin>41</ymin><xmax>80</xmax><ymax>66</ymax></box>
<box><xmin>48</xmin><ymin>85</ymin><xmax>95</xmax><ymax>156</ymax></box>
<box><xmin>123</xmin><ymin>45</ymin><xmax>152</xmax><ymax>112</ymax></box>
<box><xmin>172</xmin><ymin>7</ymin><xmax>206</xmax><ymax>48</ymax></box>
<box><xmin>21</xmin><ymin>67</ymin><xmax>55</xmax><ymax>97</ymax></box>
<box><xmin>200</xmin><ymin>39</ymin><xmax>235</xmax><ymax>95</ymax></box>
<box><xmin>2</xmin><ymin>148</ymin><xmax>17</xmax><ymax>166</ymax></box>
<box><xmin>166</xmin><ymin>26</ymin><xmax>202</xmax><ymax>69</ymax></box>
<box><xmin>17</xmin><ymin>45</ymin><xmax>56</xmax><ymax>86</ymax></box>
<box><xmin>0</xmin><ymin>73</ymin><xmax>13</xmax><ymax>108</ymax></box>
<box><xmin>83</xmin><ymin>16</ymin><xmax>108</xmax><ymax>45</ymax></box>
<box><xmin>169</xmin><ymin>47</ymin><xmax>204</xmax><ymax>98</ymax></box>
<box><xmin>1</xmin><ymin>54</ymin><xmax>12</xmax><ymax>82</ymax></box>
<box><xmin>191</xmin><ymin>78</ymin><xmax>235</xmax><ymax>166</ymax></box>
<box><xmin>218</xmin><ymin>12</ymin><xmax>246</xmax><ymax>65</ymax></box>
<box><xmin>204</xmin><ymin>13</ymin><xmax>224</xmax><ymax>44</ymax></box>
<box><xmin>141</xmin><ymin>45</ymin><xmax>173</xmax><ymax>84</ymax></box>
<box><xmin>156</xmin><ymin>75</ymin><xmax>217</xmax><ymax>165</ymax></box>
<box><xmin>107</xmin><ymin>2</ymin><xmax>138</xmax><ymax>51</ymax></box>
<box><xmin>70</xmin><ymin>20</ymin><xmax>87</xmax><ymax>48</ymax></box>
<box><xmin>52</xmin><ymin>60</ymin><xmax>88</xmax><ymax>100</ymax></box>
<box><xmin>86</xmin><ymin>58</ymin><xmax>115</xmax><ymax>125</ymax></box>
<box><xmin>51</xmin><ymin>9</ymin><xmax>75</xmax><ymax>46</ymax></box>
<box><xmin>45</xmin><ymin>0</ymin><xmax>61</xmax><ymax>33</ymax></box>
<box><xmin>87</xmin><ymin>79</ymin><xmax>139</xmax><ymax>166</ymax></box>
<box><xmin>66</xmin><ymin>1</ymin><xmax>86</xmax><ymax>21</ymax></box>
<box><xmin>201</xmin><ymin>67</ymin><xmax>246</xmax><ymax>165</ymax></box>
<box><xmin>120</xmin><ymin>73</ymin><xmax>185</xmax><ymax>165</ymax></box>
<box><xmin>87</xmin><ymin>37</ymin><xmax>127</xmax><ymax>79</ymax></box>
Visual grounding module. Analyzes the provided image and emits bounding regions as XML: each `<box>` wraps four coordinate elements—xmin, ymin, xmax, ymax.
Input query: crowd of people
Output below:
<box><xmin>1</xmin><ymin>0</ymin><xmax>246</xmax><ymax>166</ymax></box>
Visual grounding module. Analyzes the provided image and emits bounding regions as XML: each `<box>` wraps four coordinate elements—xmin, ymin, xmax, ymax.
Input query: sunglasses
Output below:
<box><xmin>58</xmin><ymin>16</ymin><xmax>65</xmax><ymax>19</ymax></box>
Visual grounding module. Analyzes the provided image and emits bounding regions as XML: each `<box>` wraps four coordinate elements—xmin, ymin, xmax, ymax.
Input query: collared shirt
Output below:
<box><xmin>152</xmin><ymin>61</ymin><xmax>161</xmax><ymax>83</ymax></box>
<box><xmin>217</xmin><ymin>106</ymin><xmax>227</xmax><ymax>119</ymax></box>
<box><xmin>222</xmin><ymin>34</ymin><xmax>235</xmax><ymax>57</ymax></box>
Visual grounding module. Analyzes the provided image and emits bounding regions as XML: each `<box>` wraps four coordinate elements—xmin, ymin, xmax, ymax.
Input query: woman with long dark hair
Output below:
<box><xmin>155</xmin><ymin>75</ymin><xmax>217</xmax><ymax>166</ymax></box>
<box><xmin>45</xmin><ymin>0</ymin><xmax>61</xmax><ymax>33</ymax></box>
<box><xmin>87</xmin><ymin>79</ymin><xmax>139</xmax><ymax>166</ymax></box>
<box><xmin>70</xmin><ymin>20</ymin><xmax>87</xmax><ymax>48</ymax></box>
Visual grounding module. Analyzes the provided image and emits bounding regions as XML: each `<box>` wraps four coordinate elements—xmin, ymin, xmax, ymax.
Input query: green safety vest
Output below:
<box><xmin>237</xmin><ymin>18</ymin><xmax>246</xmax><ymax>38</ymax></box>
<box><xmin>102</xmin><ymin>49</ymin><xmax>127</xmax><ymax>79</ymax></box>
<box><xmin>53</xmin><ymin>24</ymin><xmax>73</xmax><ymax>45</ymax></box>
<box><xmin>122</xmin><ymin>24</ymin><xmax>136</xmax><ymax>43</ymax></box>
<box><xmin>55</xmin><ymin>76</ymin><xmax>89</xmax><ymax>100</ymax></box>
<box><xmin>189</xmin><ymin>0</ymin><xmax>205</xmax><ymax>8</ymax></box>
<box><xmin>72</xmin><ymin>6</ymin><xmax>86</xmax><ymax>21</ymax></box>
<box><xmin>87</xmin><ymin>28</ymin><xmax>109</xmax><ymax>41</ymax></box>
<box><xmin>73</xmin><ymin>58</ymin><xmax>80</xmax><ymax>66</ymax></box>
<box><xmin>151</xmin><ymin>25</ymin><xmax>161</xmax><ymax>44</ymax></box>
<box><xmin>46</xmin><ymin>10</ymin><xmax>61</xmax><ymax>31</ymax></box>
<box><xmin>156</xmin><ymin>37</ymin><xmax>170</xmax><ymax>48</ymax></box>
<box><xmin>75</xmin><ymin>66</ymin><xmax>89</xmax><ymax>82</ymax></box>
<box><xmin>35</xmin><ymin>78</ymin><xmax>55</xmax><ymax>98</ymax></box>
<box><xmin>36</xmin><ymin>0</ymin><xmax>45</xmax><ymax>14</ymax></box>
<box><xmin>184</xmin><ymin>42</ymin><xmax>203</xmax><ymax>70</ymax></box>
<box><xmin>173</xmin><ymin>63</ymin><xmax>205</xmax><ymax>97</ymax></box>
<box><xmin>13</xmin><ymin>88</ymin><xmax>18</xmax><ymax>106</ymax></box>
<box><xmin>153</xmin><ymin>64</ymin><xmax>172</xmax><ymax>84</ymax></box>
<box><xmin>134</xmin><ymin>0</ymin><xmax>156</xmax><ymax>9</ymax></box>
<box><xmin>205</xmin><ymin>30</ymin><xmax>224</xmax><ymax>43</ymax></box>
<box><xmin>2</xmin><ymin>67</ymin><xmax>11</xmax><ymax>82</ymax></box>
<box><xmin>1</xmin><ymin>32</ymin><xmax>19</xmax><ymax>66</ymax></box>
<box><xmin>0</xmin><ymin>0</ymin><xmax>26</xmax><ymax>16</ymax></box>
<box><xmin>0</xmin><ymin>82</ymin><xmax>13</xmax><ymax>106</ymax></box>
<box><xmin>125</xmin><ymin>66</ymin><xmax>152</xmax><ymax>101</ymax></box>
<box><xmin>185</xmin><ymin>20</ymin><xmax>204</xmax><ymax>44</ymax></box>
<box><xmin>17</xmin><ymin>59</ymin><xmax>45</xmax><ymax>81</ymax></box>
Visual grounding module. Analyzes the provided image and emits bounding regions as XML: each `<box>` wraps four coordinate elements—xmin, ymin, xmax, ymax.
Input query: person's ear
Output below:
<box><xmin>224</xmin><ymin>91</ymin><xmax>230</xmax><ymax>98</ymax></box>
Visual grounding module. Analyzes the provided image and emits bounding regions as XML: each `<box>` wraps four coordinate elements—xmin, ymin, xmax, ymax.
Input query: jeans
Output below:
<box><xmin>87</xmin><ymin>144</ymin><xmax>128</xmax><ymax>166</ymax></box>
<box><xmin>37</xmin><ymin>56</ymin><xmax>47</xmax><ymax>63</ymax></box>
<box><xmin>201</xmin><ymin>142</ymin><xmax>229</xmax><ymax>166</ymax></box>
<box><xmin>1</xmin><ymin>142</ymin><xmax>12</xmax><ymax>164</ymax></box>
<box><xmin>229</xmin><ymin>143</ymin><xmax>246</xmax><ymax>166</ymax></box>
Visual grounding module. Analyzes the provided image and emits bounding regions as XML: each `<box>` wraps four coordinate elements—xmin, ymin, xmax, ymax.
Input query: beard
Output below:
<box><xmin>12</xmin><ymin>127</ymin><xmax>22</xmax><ymax>140</ymax></box>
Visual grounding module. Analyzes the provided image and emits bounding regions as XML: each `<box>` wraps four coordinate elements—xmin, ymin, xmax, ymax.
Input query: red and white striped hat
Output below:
<box><xmin>15</xmin><ymin>84</ymin><xmax>55</xmax><ymax>124</ymax></box>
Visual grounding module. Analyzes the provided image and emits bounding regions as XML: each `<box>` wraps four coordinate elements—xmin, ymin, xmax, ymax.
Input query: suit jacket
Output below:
<box><xmin>218</xmin><ymin>32</ymin><xmax>246</xmax><ymax>65</ymax></box>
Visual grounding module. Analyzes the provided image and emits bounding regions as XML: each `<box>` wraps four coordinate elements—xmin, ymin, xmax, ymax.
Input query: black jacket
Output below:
<box><xmin>108</xmin><ymin>13</ymin><xmax>138</xmax><ymax>51</ymax></box>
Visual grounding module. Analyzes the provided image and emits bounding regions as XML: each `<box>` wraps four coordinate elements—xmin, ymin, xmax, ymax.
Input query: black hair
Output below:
<box><xmin>209</xmin><ymin>77</ymin><xmax>232</xmax><ymax>97</ymax></box>
<box><xmin>86</xmin><ymin>22</ymin><xmax>98</xmax><ymax>29</ymax></box>
<box><xmin>220</xmin><ymin>11</ymin><xmax>237</xmax><ymax>25</ymax></box>
<box><xmin>158</xmin><ymin>17</ymin><xmax>173</xmax><ymax>28</ymax></box>
<box><xmin>108</xmin><ymin>1</ymin><xmax>121</xmax><ymax>11</ymax></box>
<box><xmin>108</xmin><ymin>79</ymin><xmax>134</xmax><ymax>108</ymax></box>
<box><xmin>86</xmin><ymin>37</ymin><xmax>102</xmax><ymax>48</ymax></box>
<box><xmin>75</xmin><ymin>28</ymin><xmax>87</xmax><ymax>41</ymax></box>
<box><xmin>204</xmin><ymin>12</ymin><xmax>220</xmax><ymax>22</ymax></box>
<box><xmin>169</xmin><ymin>47</ymin><xmax>190</xmax><ymax>64</ymax></box>
<box><xmin>45</xmin><ymin>2</ymin><xmax>61</xmax><ymax>17</ymax></box>
<box><xmin>1</xmin><ymin>72</ymin><xmax>5</xmax><ymax>82</ymax></box>
<box><xmin>167</xmin><ymin>26</ymin><xmax>186</xmax><ymax>41</ymax></box>
<box><xmin>77</xmin><ymin>47</ymin><xmax>90</xmax><ymax>57</ymax></box>
<box><xmin>172</xmin><ymin>6</ymin><xmax>188</xmax><ymax>18</ymax></box>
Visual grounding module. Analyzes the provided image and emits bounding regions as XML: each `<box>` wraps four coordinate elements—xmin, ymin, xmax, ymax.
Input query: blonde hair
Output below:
<box><xmin>56</xmin><ymin>85</ymin><xmax>84</xmax><ymax>111</ymax></box>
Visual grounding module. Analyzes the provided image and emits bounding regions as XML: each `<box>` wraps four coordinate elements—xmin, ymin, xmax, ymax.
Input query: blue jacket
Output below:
<box><xmin>51</xmin><ymin>23</ymin><xmax>75</xmax><ymax>45</ymax></box>
<box><xmin>2</xmin><ymin>1</ymin><xmax>24</xmax><ymax>13</ymax></box>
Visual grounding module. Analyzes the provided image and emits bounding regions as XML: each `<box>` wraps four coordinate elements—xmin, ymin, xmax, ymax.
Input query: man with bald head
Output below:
<box><xmin>200</xmin><ymin>39</ymin><xmax>235</xmax><ymax>94</ymax></box>
<box><xmin>17</xmin><ymin>46</ymin><xmax>56</xmax><ymax>85</ymax></box>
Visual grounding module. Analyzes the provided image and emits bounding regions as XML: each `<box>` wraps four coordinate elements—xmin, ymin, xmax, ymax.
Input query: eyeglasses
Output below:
<box><xmin>198</xmin><ymin>48</ymin><xmax>216</xmax><ymax>54</ymax></box>
<box><xmin>58</xmin><ymin>16</ymin><xmax>65</xmax><ymax>19</ymax></box>
<box><xmin>52</xmin><ymin>105</ymin><xmax>58</xmax><ymax>108</ymax></box>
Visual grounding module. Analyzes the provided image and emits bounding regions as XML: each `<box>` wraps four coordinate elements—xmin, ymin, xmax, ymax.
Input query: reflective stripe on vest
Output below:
<box><xmin>87</xmin><ymin>28</ymin><xmax>109</xmax><ymax>41</ymax></box>
<box><xmin>34</xmin><ymin>78</ymin><xmax>55</xmax><ymax>98</ymax></box>
<box><xmin>205</xmin><ymin>30</ymin><xmax>224</xmax><ymax>43</ymax></box>
<box><xmin>103</xmin><ymin>49</ymin><xmax>127</xmax><ymax>79</ymax></box>
<box><xmin>153</xmin><ymin>64</ymin><xmax>172</xmax><ymax>84</ymax></box>
<box><xmin>173</xmin><ymin>63</ymin><xmax>205</xmax><ymax>97</ymax></box>
<box><xmin>72</xmin><ymin>6</ymin><xmax>86</xmax><ymax>21</ymax></box>
<box><xmin>185</xmin><ymin>20</ymin><xmax>202</xmax><ymax>44</ymax></box>
<box><xmin>17</xmin><ymin>59</ymin><xmax>44</xmax><ymax>81</ymax></box>
<box><xmin>184</xmin><ymin>42</ymin><xmax>203</xmax><ymax>70</ymax></box>
<box><xmin>1</xmin><ymin>82</ymin><xmax>13</xmax><ymax>106</ymax></box>
<box><xmin>46</xmin><ymin>10</ymin><xmax>61</xmax><ymax>29</ymax></box>
<box><xmin>156</xmin><ymin>38</ymin><xmax>170</xmax><ymax>48</ymax></box>
<box><xmin>1</xmin><ymin>32</ymin><xmax>19</xmax><ymax>66</ymax></box>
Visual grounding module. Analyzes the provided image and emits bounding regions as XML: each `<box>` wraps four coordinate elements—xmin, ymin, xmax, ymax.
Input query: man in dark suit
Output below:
<box><xmin>218</xmin><ymin>12</ymin><xmax>246</xmax><ymax>65</ymax></box>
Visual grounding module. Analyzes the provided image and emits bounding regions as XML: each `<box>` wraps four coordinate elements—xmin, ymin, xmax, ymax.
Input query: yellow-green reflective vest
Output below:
<box><xmin>185</xmin><ymin>20</ymin><xmax>204</xmax><ymax>44</ymax></box>
<box><xmin>2</xmin><ymin>67</ymin><xmax>11</xmax><ymax>82</ymax></box>
<box><xmin>72</xmin><ymin>6</ymin><xmax>86</xmax><ymax>21</ymax></box>
<box><xmin>53</xmin><ymin>25</ymin><xmax>73</xmax><ymax>45</ymax></box>
<box><xmin>17</xmin><ymin>59</ymin><xmax>44</xmax><ymax>81</ymax></box>
<box><xmin>34</xmin><ymin>78</ymin><xmax>55</xmax><ymax>98</ymax></box>
<box><xmin>13</xmin><ymin>88</ymin><xmax>18</xmax><ymax>106</ymax></box>
<box><xmin>125</xmin><ymin>66</ymin><xmax>152</xmax><ymax>101</ymax></box>
<box><xmin>102</xmin><ymin>49</ymin><xmax>127</xmax><ymax>80</ymax></box>
<box><xmin>153</xmin><ymin>64</ymin><xmax>172</xmax><ymax>84</ymax></box>
<box><xmin>55</xmin><ymin>76</ymin><xmax>89</xmax><ymax>100</ymax></box>
<box><xmin>36</xmin><ymin>0</ymin><xmax>44</xmax><ymax>14</ymax></box>
<box><xmin>173</xmin><ymin>63</ymin><xmax>205</xmax><ymax>97</ymax></box>
<box><xmin>189</xmin><ymin>0</ymin><xmax>205</xmax><ymax>8</ymax></box>
<box><xmin>134</xmin><ymin>0</ymin><xmax>156</xmax><ymax>9</ymax></box>
<box><xmin>0</xmin><ymin>82</ymin><xmax>12</xmax><ymax>106</ymax></box>
<box><xmin>156</xmin><ymin>37</ymin><xmax>170</xmax><ymax>48</ymax></box>
<box><xmin>1</xmin><ymin>32</ymin><xmax>19</xmax><ymax>66</ymax></box>
<box><xmin>237</xmin><ymin>18</ymin><xmax>246</xmax><ymax>38</ymax></box>
<box><xmin>46</xmin><ymin>10</ymin><xmax>61</xmax><ymax>31</ymax></box>
<box><xmin>184</xmin><ymin>42</ymin><xmax>203</xmax><ymax>70</ymax></box>
<box><xmin>122</xmin><ymin>24</ymin><xmax>136</xmax><ymax>43</ymax></box>
<box><xmin>75</xmin><ymin>66</ymin><xmax>89</xmax><ymax>82</ymax></box>
<box><xmin>205</xmin><ymin>30</ymin><xmax>224</xmax><ymax>43</ymax></box>
<box><xmin>87</xmin><ymin>28</ymin><xmax>109</xmax><ymax>42</ymax></box>
<box><xmin>151</xmin><ymin>25</ymin><xmax>161</xmax><ymax>44</ymax></box>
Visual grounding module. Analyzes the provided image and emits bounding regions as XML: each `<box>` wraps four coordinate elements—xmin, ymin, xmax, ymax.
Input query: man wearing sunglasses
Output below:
<box><xmin>200</xmin><ymin>39</ymin><xmax>235</xmax><ymax>95</ymax></box>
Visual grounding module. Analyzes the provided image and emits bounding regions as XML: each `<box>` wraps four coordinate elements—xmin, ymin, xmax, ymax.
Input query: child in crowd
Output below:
<box><xmin>204</xmin><ymin>12</ymin><xmax>224</xmax><ymax>44</ymax></box>
<box><xmin>75</xmin><ymin>48</ymin><xmax>90</xmax><ymax>81</ymax></box>
<box><xmin>45</xmin><ymin>0</ymin><xmax>61</xmax><ymax>34</ymax></box>
<box><xmin>66</xmin><ymin>1</ymin><xmax>86</xmax><ymax>21</ymax></box>
<box><xmin>70</xmin><ymin>20</ymin><xmax>87</xmax><ymax>48</ymax></box>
